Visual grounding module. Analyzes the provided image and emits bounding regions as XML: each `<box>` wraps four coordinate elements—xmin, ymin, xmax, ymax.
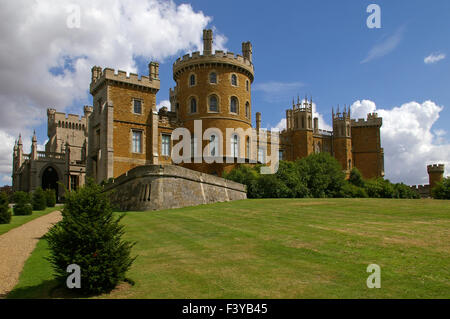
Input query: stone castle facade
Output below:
<box><xmin>12</xmin><ymin>29</ymin><xmax>385</xmax><ymax>196</ymax></box>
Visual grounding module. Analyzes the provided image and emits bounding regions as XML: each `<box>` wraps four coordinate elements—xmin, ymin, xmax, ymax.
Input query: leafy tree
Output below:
<box><xmin>223</xmin><ymin>164</ymin><xmax>260</xmax><ymax>198</ymax></box>
<box><xmin>339</xmin><ymin>182</ymin><xmax>368</xmax><ymax>198</ymax></box>
<box><xmin>45</xmin><ymin>189</ymin><xmax>57</xmax><ymax>207</ymax></box>
<box><xmin>349</xmin><ymin>168</ymin><xmax>365</xmax><ymax>188</ymax></box>
<box><xmin>0</xmin><ymin>192</ymin><xmax>11</xmax><ymax>224</ymax></box>
<box><xmin>393</xmin><ymin>183</ymin><xmax>420</xmax><ymax>199</ymax></box>
<box><xmin>432</xmin><ymin>177</ymin><xmax>450</xmax><ymax>199</ymax></box>
<box><xmin>32</xmin><ymin>187</ymin><xmax>47</xmax><ymax>211</ymax></box>
<box><xmin>13</xmin><ymin>191</ymin><xmax>32</xmax><ymax>216</ymax></box>
<box><xmin>275</xmin><ymin>161</ymin><xmax>309</xmax><ymax>198</ymax></box>
<box><xmin>44</xmin><ymin>178</ymin><xmax>136</xmax><ymax>295</ymax></box>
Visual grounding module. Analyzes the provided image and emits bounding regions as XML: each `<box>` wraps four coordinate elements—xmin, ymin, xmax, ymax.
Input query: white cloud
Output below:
<box><xmin>424</xmin><ymin>53</ymin><xmax>446</xmax><ymax>64</ymax></box>
<box><xmin>351</xmin><ymin>100</ymin><xmax>450</xmax><ymax>185</ymax></box>
<box><xmin>157</xmin><ymin>99</ymin><xmax>170</xmax><ymax>111</ymax></box>
<box><xmin>361</xmin><ymin>26</ymin><xmax>405</xmax><ymax>64</ymax></box>
<box><xmin>0</xmin><ymin>0</ymin><xmax>220</xmax><ymax>185</ymax></box>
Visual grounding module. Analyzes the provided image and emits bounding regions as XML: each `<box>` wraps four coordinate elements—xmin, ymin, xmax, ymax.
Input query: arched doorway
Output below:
<box><xmin>42</xmin><ymin>166</ymin><xmax>59</xmax><ymax>195</ymax></box>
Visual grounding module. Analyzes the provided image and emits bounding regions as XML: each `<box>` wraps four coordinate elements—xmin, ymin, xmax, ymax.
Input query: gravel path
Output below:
<box><xmin>0</xmin><ymin>211</ymin><xmax>62</xmax><ymax>298</ymax></box>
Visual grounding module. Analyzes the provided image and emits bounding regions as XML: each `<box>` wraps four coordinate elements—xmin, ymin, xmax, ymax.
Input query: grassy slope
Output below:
<box><xmin>7</xmin><ymin>198</ymin><xmax>450</xmax><ymax>299</ymax></box>
<box><xmin>0</xmin><ymin>206</ymin><xmax>60</xmax><ymax>236</ymax></box>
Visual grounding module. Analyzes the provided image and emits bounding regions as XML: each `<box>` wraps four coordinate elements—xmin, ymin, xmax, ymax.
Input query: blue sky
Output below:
<box><xmin>1</xmin><ymin>0</ymin><xmax>449</xmax><ymax>185</ymax></box>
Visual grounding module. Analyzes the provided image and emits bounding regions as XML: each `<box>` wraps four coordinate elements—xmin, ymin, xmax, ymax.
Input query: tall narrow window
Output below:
<box><xmin>279</xmin><ymin>150</ymin><xmax>283</xmax><ymax>161</ymax></box>
<box><xmin>210</xmin><ymin>135</ymin><xmax>217</xmax><ymax>156</ymax></box>
<box><xmin>246</xmin><ymin>136</ymin><xmax>250</xmax><ymax>159</ymax></box>
<box><xmin>133</xmin><ymin>99</ymin><xmax>142</xmax><ymax>114</ymax></box>
<box><xmin>246</xmin><ymin>80</ymin><xmax>249</xmax><ymax>91</ymax></box>
<box><xmin>245</xmin><ymin>102</ymin><xmax>250</xmax><ymax>118</ymax></box>
<box><xmin>258</xmin><ymin>147</ymin><xmax>265</xmax><ymax>163</ymax></box>
<box><xmin>162</xmin><ymin>134</ymin><xmax>171</xmax><ymax>156</ymax></box>
<box><xmin>230</xmin><ymin>97</ymin><xmax>238</xmax><ymax>114</ymax></box>
<box><xmin>190</xmin><ymin>97</ymin><xmax>197</xmax><ymax>113</ymax></box>
<box><xmin>209</xmin><ymin>95</ymin><xmax>218</xmax><ymax>112</ymax></box>
<box><xmin>348</xmin><ymin>159</ymin><xmax>352</xmax><ymax>169</ymax></box>
<box><xmin>132</xmin><ymin>130</ymin><xmax>142</xmax><ymax>153</ymax></box>
<box><xmin>231</xmin><ymin>74</ymin><xmax>237</xmax><ymax>86</ymax></box>
<box><xmin>231</xmin><ymin>134</ymin><xmax>239</xmax><ymax>158</ymax></box>
<box><xmin>189</xmin><ymin>74</ymin><xmax>196</xmax><ymax>86</ymax></box>
<box><xmin>209</xmin><ymin>72</ymin><xmax>217</xmax><ymax>84</ymax></box>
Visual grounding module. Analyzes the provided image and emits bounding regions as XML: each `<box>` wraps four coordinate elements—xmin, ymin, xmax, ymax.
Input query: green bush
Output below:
<box><xmin>32</xmin><ymin>187</ymin><xmax>47</xmax><ymax>211</ymax></box>
<box><xmin>45</xmin><ymin>189</ymin><xmax>57</xmax><ymax>207</ymax></box>
<box><xmin>432</xmin><ymin>177</ymin><xmax>450</xmax><ymax>199</ymax></box>
<box><xmin>339</xmin><ymin>182</ymin><xmax>368</xmax><ymax>198</ymax></box>
<box><xmin>349</xmin><ymin>168</ymin><xmax>365</xmax><ymax>188</ymax></box>
<box><xmin>13</xmin><ymin>191</ymin><xmax>32</xmax><ymax>216</ymax></box>
<box><xmin>393</xmin><ymin>183</ymin><xmax>420</xmax><ymax>199</ymax></box>
<box><xmin>0</xmin><ymin>192</ymin><xmax>11</xmax><ymax>224</ymax></box>
<box><xmin>45</xmin><ymin>178</ymin><xmax>136</xmax><ymax>295</ymax></box>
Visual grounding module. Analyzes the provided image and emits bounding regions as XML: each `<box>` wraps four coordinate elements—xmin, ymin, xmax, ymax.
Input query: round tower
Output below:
<box><xmin>427</xmin><ymin>164</ymin><xmax>445</xmax><ymax>193</ymax></box>
<box><xmin>171</xmin><ymin>29</ymin><xmax>254</xmax><ymax>175</ymax></box>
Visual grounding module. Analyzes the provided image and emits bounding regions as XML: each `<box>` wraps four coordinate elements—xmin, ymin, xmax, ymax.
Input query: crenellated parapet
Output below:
<box><xmin>351</xmin><ymin>112</ymin><xmax>382</xmax><ymax>128</ymax></box>
<box><xmin>172</xmin><ymin>50</ymin><xmax>254</xmax><ymax>82</ymax></box>
<box><xmin>90</xmin><ymin>65</ymin><xmax>160</xmax><ymax>95</ymax></box>
<box><xmin>427</xmin><ymin>164</ymin><xmax>445</xmax><ymax>173</ymax></box>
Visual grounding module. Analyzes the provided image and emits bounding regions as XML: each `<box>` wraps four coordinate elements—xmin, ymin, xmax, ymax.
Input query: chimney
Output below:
<box><xmin>242</xmin><ymin>41</ymin><xmax>252</xmax><ymax>62</ymax></box>
<box><xmin>203</xmin><ymin>29</ymin><xmax>213</xmax><ymax>55</ymax></box>
<box><xmin>256</xmin><ymin>112</ymin><xmax>261</xmax><ymax>131</ymax></box>
<box><xmin>149</xmin><ymin>61</ymin><xmax>159</xmax><ymax>80</ymax></box>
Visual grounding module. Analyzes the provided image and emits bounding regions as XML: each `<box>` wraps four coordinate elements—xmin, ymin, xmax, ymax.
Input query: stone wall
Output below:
<box><xmin>103</xmin><ymin>164</ymin><xmax>247</xmax><ymax>211</ymax></box>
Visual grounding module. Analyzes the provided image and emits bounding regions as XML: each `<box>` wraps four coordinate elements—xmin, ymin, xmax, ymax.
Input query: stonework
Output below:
<box><xmin>104</xmin><ymin>164</ymin><xmax>246</xmax><ymax>211</ymax></box>
<box><xmin>410</xmin><ymin>164</ymin><xmax>446</xmax><ymax>198</ymax></box>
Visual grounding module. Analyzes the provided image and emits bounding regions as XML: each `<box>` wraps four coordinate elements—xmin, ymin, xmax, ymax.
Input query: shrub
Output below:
<box><xmin>432</xmin><ymin>177</ymin><xmax>450</xmax><ymax>199</ymax></box>
<box><xmin>45</xmin><ymin>178</ymin><xmax>136</xmax><ymax>295</ymax></box>
<box><xmin>0</xmin><ymin>192</ymin><xmax>11</xmax><ymax>224</ymax></box>
<box><xmin>13</xmin><ymin>191</ymin><xmax>32</xmax><ymax>216</ymax></box>
<box><xmin>349</xmin><ymin>168</ymin><xmax>365</xmax><ymax>188</ymax></box>
<box><xmin>223</xmin><ymin>164</ymin><xmax>260</xmax><ymax>198</ymax></box>
<box><xmin>393</xmin><ymin>183</ymin><xmax>420</xmax><ymax>199</ymax></box>
<box><xmin>32</xmin><ymin>187</ymin><xmax>47</xmax><ymax>211</ymax></box>
<box><xmin>45</xmin><ymin>189</ymin><xmax>57</xmax><ymax>207</ymax></box>
<box><xmin>339</xmin><ymin>182</ymin><xmax>368</xmax><ymax>198</ymax></box>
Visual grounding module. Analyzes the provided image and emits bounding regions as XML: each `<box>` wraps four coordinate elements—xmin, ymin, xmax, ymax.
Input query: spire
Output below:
<box><xmin>18</xmin><ymin>134</ymin><xmax>22</xmax><ymax>145</ymax></box>
<box><xmin>32</xmin><ymin>130</ymin><xmax>37</xmax><ymax>142</ymax></box>
<box><xmin>332</xmin><ymin>106</ymin><xmax>334</xmax><ymax>117</ymax></box>
<box><xmin>337</xmin><ymin>104</ymin><xmax>340</xmax><ymax>114</ymax></box>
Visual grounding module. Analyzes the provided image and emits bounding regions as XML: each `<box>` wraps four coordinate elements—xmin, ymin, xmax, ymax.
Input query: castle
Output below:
<box><xmin>410</xmin><ymin>164</ymin><xmax>446</xmax><ymax>198</ymax></box>
<box><xmin>12</xmin><ymin>29</ymin><xmax>386</xmax><ymax>198</ymax></box>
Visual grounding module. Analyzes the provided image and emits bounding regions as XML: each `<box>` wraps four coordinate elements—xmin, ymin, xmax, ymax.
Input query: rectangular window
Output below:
<box><xmin>70</xmin><ymin>175</ymin><xmax>78</xmax><ymax>191</ymax></box>
<box><xmin>279</xmin><ymin>150</ymin><xmax>283</xmax><ymax>161</ymax></box>
<box><xmin>133</xmin><ymin>99</ymin><xmax>142</xmax><ymax>114</ymax></box>
<box><xmin>162</xmin><ymin>134</ymin><xmax>171</xmax><ymax>156</ymax></box>
<box><xmin>258</xmin><ymin>147</ymin><xmax>266</xmax><ymax>164</ymax></box>
<box><xmin>132</xmin><ymin>130</ymin><xmax>142</xmax><ymax>153</ymax></box>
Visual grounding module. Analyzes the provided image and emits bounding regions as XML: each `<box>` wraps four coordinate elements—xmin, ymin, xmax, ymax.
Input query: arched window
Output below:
<box><xmin>231</xmin><ymin>134</ymin><xmax>239</xmax><ymax>158</ymax></box>
<box><xmin>190</xmin><ymin>97</ymin><xmax>197</xmax><ymax>113</ymax></box>
<box><xmin>230</xmin><ymin>96</ymin><xmax>238</xmax><ymax>114</ymax></box>
<box><xmin>246</xmin><ymin>80</ymin><xmax>249</xmax><ymax>91</ymax></box>
<box><xmin>189</xmin><ymin>74</ymin><xmax>196</xmax><ymax>86</ymax></box>
<box><xmin>58</xmin><ymin>121</ymin><xmax>61</xmax><ymax>127</ymax></box>
<box><xmin>348</xmin><ymin>159</ymin><xmax>352</xmax><ymax>169</ymax></box>
<box><xmin>210</xmin><ymin>134</ymin><xmax>218</xmax><ymax>156</ymax></box>
<box><xmin>209</xmin><ymin>72</ymin><xmax>217</xmax><ymax>84</ymax></box>
<box><xmin>231</xmin><ymin>74</ymin><xmax>237</xmax><ymax>86</ymax></box>
<box><xmin>301</xmin><ymin>117</ymin><xmax>305</xmax><ymax>129</ymax></box>
<box><xmin>209</xmin><ymin>95</ymin><xmax>218</xmax><ymax>112</ymax></box>
<box><xmin>245</xmin><ymin>102</ymin><xmax>250</xmax><ymax>118</ymax></box>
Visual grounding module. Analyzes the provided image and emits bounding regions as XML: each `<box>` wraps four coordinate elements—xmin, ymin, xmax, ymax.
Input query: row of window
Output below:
<box><xmin>188</xmin><ymin>96</ymin><xmax>250</xmax><ymax>117</ymax></box>
<box><xmin>58</xmin><ymin>121</ymin><xmax>85</xmax><ymax>130</ymax></box>
<box><xmin>189</xmin><ymin>72</ymin><xmax>250</xmax><ymax>91</ymax></box>
<box><xmin>132</xmin><ymin>130</ymin><xmax>284</xmax><ymax>162</ymax></box>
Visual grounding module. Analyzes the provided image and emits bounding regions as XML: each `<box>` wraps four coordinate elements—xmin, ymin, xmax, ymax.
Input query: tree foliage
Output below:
<box><xmin>0</xmin><ymin>192</ymin><xmax>11</xmax><ymax>224</ymax></box>
<box><xmin>432</xmin><ymin>177</ymin><xmax>450</xmax><ymax>199</ymax></box>
<box><xmin>32</xmin><ymin>187</ymin><xmax>47</xmax><ymax>211</ymax></box>
<box><xmin>44</xmin><ymin>178</ymin><xmax>136</xmax><ymax>295</ymax></box>
<box><xmin>13</xmin><ymin>191</ymin><xmax>32</xmax><ymax>216</ymax></box>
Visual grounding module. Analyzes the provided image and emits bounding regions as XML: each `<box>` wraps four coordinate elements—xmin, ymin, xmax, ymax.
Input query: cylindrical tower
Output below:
<box><xmin>171</xmin><ymin>29</ymin><xmax>254</xmax><ymax>175</ymax></box>
<box><xmin>427</xmin><ymin>164</ymin><xmax>445</xmax><ymax>194</ymax></box>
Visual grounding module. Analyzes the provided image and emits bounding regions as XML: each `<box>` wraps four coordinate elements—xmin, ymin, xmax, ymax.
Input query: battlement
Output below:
<box><xmin>427</xmin><ymin>164</ymin><xmax>445</xmax><ymax>173</ymax></box>
<box><xmin>351</xmin><ymin>112</ymin><xmax>382</xmax><ymax>127</ymax></box>
<box><xmin>173</xmin><ymin>50</ymin><xmax>254</xmax><ymax>81</ymax></box>
<box><xmin>90</xmin><ymin>66</ymin><xmax>160</xmax><ymax>94</ymax></box>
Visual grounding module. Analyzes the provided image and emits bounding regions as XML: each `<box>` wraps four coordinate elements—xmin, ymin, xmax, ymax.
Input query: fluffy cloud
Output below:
<box><xmin>351</xmin><ymin>100</ymin><xmax>450</xmax><ymax>185</ymax></box>
<box><xmin>156</xmin><ymin>99</ymin><xmax>171</xmax><ymax>110</ymax></box>
<box><xmin>424</xmin><ymin>53</ymin><xmax>446</xmax><ymax>64</ymax></box>
<box><xmin>0</xmin><ymin>0</ymin><xmax>223</xmax><ymax>185</ymax></box>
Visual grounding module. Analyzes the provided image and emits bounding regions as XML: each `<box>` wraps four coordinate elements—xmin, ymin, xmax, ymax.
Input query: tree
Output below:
<box><xmin>0</xmin><ymin>192</ymin><xmax>11</xmax><ymax>224</ymax></box>
<box><xmin>45</xmin><ymin>189</ymin><xmax>57</xmax><ymax>207</ymax></box>
<box><xmin>32</xmin><ymin>187</ymin><xmax>47</xmax><ymax>211</ymax></box>
<box><xmin>45</xmin><ymin>178</ymin><xmax>136</xmax><ymax>295</ymax></box>
<box><xmin>432</xmin><ymin>177</ymin><xmax>450</xmax><ymax>199</ymax></box>
<box><xmin>223</xmin><ymin>164</ymin><xmax>260</xmax><ymax>198</ymax></box>
<box><xmin>349</xmin><ymin>168</ymin><xmax>365</xmax><ymax>188</ymax></box>
<box><xmin>13</xmin><ymin>191</ymin><xmax>32</xmax><ymax>216</ymax></box>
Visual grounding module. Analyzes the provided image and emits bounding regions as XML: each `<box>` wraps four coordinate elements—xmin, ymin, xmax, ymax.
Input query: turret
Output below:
<box><xmin>31</xmin><ymin>130</ymin><xmax>38</xmax><ymax>160</ymax></box>
<box><xmin>313</xmin><ymin>117</ymin><xmax>319</xmax><ymax>134</ymax></box>
<box><xmin>149</xmin><ymin>61</ymin><xmax>160</xmax><ymax>81</ymax></box>
<box><xmin>17</xmin><ymin>134</ymin><xmax>23</xmax><ymax>167</ymax></box>
<box><xmin>256</xmin><ymin>112</ymin><xmax>261</xmax><ymax>131</ymax></box>
<box><xmin>203</xmin><ymin>29</ymin><xmax>213</xmax><ymax>55</ymax></box>
<box><xmin>427</xmin><ymin>164</ymin><xmax>445</xmax><ymax>195</ymax></box>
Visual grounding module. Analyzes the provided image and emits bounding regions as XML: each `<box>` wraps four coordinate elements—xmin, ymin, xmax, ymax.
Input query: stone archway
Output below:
<box><xmin>41</xmin><ymin>166</ymin><xmax>59</xmax><ymax>195</ymax></box>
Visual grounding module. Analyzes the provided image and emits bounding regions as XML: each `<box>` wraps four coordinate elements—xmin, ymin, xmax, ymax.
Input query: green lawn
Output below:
<box><xmin>7</xmin><ymin>198</ymin><xmax>450</xmax><ymax>299</ymax></box>
<box><xmin>0</xmin><ymin>206</ymin><xmax>60</xmax><ymax>236</ymax></box>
